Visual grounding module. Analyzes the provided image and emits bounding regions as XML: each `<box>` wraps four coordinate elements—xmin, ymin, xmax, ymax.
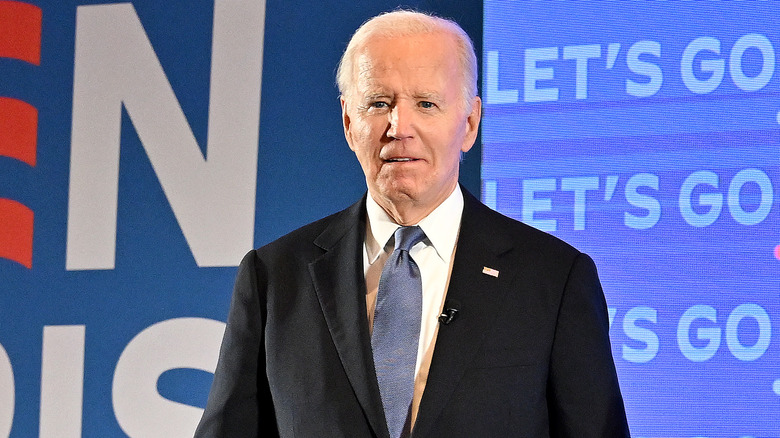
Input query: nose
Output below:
<box><xmin>386</xmin><ymin>103</ymin><xmax>413</xmax><ymax>140</ymax></box>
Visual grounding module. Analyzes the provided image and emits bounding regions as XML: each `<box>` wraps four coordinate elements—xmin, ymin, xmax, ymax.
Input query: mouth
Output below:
<box><xmin>384</xmin><ymin>157</ymin><xmax>420</xmax><ymax>163</ymax></box>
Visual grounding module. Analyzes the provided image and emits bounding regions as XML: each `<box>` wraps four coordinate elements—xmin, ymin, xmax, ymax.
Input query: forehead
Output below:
<box><xmin>352</xmin><ymin>32</ymin><xmax>461</xmax><ymax>94</ymax></box>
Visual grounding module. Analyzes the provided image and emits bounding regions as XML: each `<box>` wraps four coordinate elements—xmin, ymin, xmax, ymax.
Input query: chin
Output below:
<box><xmin>381</xmin><ymin>189</ymin><xmax>418</xmax><ymax>203</ymax></box>
<box><xmin>379</xmin><ymin>188</ymin><xmax>418</xmax><ymax>204</ymax></box>
<box><xmin>376</xmin><ymin>183</ymin><xmax>420</xmax><ymax>204</ymax></box>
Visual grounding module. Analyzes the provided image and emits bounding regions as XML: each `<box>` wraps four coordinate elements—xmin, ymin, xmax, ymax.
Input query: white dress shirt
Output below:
<box><xmin>363</xmin><ymin>185</ymin><xmax>463</xmax><ymax>428</ymax></box>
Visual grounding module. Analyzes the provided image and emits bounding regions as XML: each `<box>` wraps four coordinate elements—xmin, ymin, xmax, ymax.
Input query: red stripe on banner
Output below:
<box><xmin>0</xmin><ymin>1</ymin><xmax>42</xmax><ymax>65</ymax></box>
<box><xmin>0</xmin><ymin>97</ymin><xmax>37</xmax><ymax>166</ymax></box>
<box><xmin>0</xmin><ymin>198</ymin><xmax>33</xmax><ymax>268</ymax></box>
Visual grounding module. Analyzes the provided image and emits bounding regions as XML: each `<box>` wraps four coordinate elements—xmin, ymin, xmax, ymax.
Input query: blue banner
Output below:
<box><xmin>483</xmin><ymin>3</ymin><xmax>779</xmax><ymax>438</ymax></box>
<box><xmin>0</xmin><ymin>1</ymin><xmax>481</xmax><ymax>436</ymax></box>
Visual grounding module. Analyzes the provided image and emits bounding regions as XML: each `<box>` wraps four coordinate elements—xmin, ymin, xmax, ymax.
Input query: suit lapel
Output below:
<box><xmin>412</xmin><ymin>190</ymin><xmax>518</xmax><ymax>438</ymax></box>
<box><xmin>308</xmin><ymin>197</ymin><xmax>389</xmax><ymax>438</ymax></box>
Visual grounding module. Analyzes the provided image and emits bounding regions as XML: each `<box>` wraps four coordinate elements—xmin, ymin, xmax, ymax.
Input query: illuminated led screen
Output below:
<box><xmin>482</xmin><ymin>3</ymin><xmax>779</xmax><ymax>437</ymax></box>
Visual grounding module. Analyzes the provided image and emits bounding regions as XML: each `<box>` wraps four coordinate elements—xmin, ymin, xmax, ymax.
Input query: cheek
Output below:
<box><xmin>355</xmin><ymin>113</ymin><xmax>383</xmax><ymax>134</ymax></box>
<box><xmin>352</xmin><ymin>121</ymin><xmax>385</xmax><ymax>154</ymax></box>
<box><xmin>348</xmin><ymin>126</ymin><xmax>379</xmax><ymax>169</ymax></box>
<box><xmin>430</xmin><ymin>130</ymin><xmax>464</xmax><ymax>165</ymax></box>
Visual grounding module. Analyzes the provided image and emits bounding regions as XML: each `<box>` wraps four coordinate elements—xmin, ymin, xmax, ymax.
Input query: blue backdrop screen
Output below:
<box><xmin>482</xmin><ymin>4</ymin><xmax>779</xmax><ymax>437</ymax></box>
<box><xmin>0</xmin><ymin>1</ymin><xmax>483</xmax><ymax>436</ymax></box>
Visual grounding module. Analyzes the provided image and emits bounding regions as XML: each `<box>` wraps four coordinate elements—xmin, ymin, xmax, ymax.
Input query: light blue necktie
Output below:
<box><xmin>372</xmin><ymin>226</ymin><xmax>426</xmax><ymax>438</ymax></box>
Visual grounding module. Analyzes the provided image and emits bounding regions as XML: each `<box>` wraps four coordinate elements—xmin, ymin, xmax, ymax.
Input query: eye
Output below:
<box><xmin>370</xmin><ymin>101</ymin><xmax>389</xmax><ymax>109</ymax></box>
<box><xmin>419</xmin><ymin>101</ymin><xmax>436</xmax><ymax>109</ymax></box>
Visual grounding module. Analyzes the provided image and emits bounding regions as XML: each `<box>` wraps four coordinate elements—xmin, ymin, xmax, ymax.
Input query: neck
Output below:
<box><xmin>377</xmin><ymin>202</ymin><xmax>433</xmax><ymax>226</ymax></box>
<box><xmin>371</xmin><ymin>184</ymin><xmax>458</xmax><ymax>226</ymax></box>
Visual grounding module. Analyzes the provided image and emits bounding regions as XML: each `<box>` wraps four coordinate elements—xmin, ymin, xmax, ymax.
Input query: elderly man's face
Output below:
<box><xmin>341</xmin><ymin>32</ymin><xmax>481</xmax><ymax>219</ymax></box>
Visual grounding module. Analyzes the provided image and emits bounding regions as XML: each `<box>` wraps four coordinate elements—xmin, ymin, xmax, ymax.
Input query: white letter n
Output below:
<box><xmin>67</xmin><ymin>0</ymin><xmax>265</xmax><ymax>269</ymax></box>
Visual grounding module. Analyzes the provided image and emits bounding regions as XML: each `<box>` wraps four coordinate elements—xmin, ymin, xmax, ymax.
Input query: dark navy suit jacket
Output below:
<box><xmin>195</xmin><ymin>188</ymin><xmax>630</xmax><ymax>437</ymax></box>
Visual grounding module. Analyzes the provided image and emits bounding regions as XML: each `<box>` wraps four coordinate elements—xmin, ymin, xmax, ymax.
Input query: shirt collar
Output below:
<box><xmin>365</xmin><ymin>185</ymin><xmax>464</xmax><ymax>264</ymax></box>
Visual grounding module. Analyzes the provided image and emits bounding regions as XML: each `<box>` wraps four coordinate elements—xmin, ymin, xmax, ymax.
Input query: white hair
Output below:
<box><xmin>336</xmin><ymin>10</ymin><xmax>478</xmax><ymax>108</ymax></box>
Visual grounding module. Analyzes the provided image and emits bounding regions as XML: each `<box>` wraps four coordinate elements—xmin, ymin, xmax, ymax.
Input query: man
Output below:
<box><xmin>195</xmin><ymin>10</ymin><xmax>630</xmax><ymax>438</ymax></box>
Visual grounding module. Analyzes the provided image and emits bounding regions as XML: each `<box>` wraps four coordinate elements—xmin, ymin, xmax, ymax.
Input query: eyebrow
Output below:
<box><xmin>414</xmin><ymin>92</ymin><xmax>444</xmax><ymax>102</ymax></box>
<box><xmin>360</xmin><ymin>91</ymin><xmax>444</xmax><ymax>100</ymax></box>
<box><xmin>356</xmin><ymin>90</ymin><xmax>447</xmax><ymax>105</ymax></box>
<box><xmin>362</xmin><ymin>92</ymin><xmax>391</xmax><ymax>101</ymax></box>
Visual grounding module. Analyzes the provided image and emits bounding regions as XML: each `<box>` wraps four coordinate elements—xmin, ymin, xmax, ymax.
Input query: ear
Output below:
<box><xmin>460</xmin><ymin>96</ymin><xmax>482</xmax><ymax>153</ymax></box>
<box><xmin>341</xmin><ymin>96</ymin><xmax>356</xmax><ymax>152</ymax></box>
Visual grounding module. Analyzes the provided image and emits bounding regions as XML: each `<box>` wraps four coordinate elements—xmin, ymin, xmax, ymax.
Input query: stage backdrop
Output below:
<box><xmin>2</xmin><ymin>1</ymin><xmax>777</xmax><ymax>438</ymax></box>
<box><xmin>0</xmin><ymin>0</ymin><xmax>481</xmax><ymax>436</ymax></box>
<box><xmin>482</xmin><ymin>3</ymin><xmax>778</xmax><ymax>438</ymax></box>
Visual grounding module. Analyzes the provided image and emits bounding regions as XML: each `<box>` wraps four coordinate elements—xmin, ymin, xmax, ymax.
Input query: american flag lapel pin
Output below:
<box><xmin>482</xmin><ymin>266</ymin><xmax>499</xmax><ymax>278</ymax></box>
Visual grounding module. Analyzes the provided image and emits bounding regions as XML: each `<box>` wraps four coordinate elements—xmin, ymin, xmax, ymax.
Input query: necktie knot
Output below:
<box><xmin>393</xmin><ymin>226</ymin><xmax>426</xmax><ymax>253</ymax></box>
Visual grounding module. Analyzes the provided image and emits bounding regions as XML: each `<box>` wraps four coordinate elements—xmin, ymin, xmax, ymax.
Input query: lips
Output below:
<box><xmin>384</xmin><ymin>157</ymin><xmax>419</xmax><ymax>163</ymax></box>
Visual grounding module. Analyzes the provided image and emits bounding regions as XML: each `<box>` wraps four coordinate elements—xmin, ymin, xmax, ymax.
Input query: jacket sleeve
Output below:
<box><xmin>194</xmin><ymin>250</ymin><xmax>279</xmax><ymax>437</ymax></box>
<box><xmin>547</xmin><ymin>253</ymin><xmax>631</xmax><ymax>437</ymax></box>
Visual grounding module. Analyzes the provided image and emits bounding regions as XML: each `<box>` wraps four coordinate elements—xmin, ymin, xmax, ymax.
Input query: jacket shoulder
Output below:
<box><xmin>254</xmin><ymin>196</ymin><xmax>365</xmax><ymax>261</ymax></box>
<box><xmin>462</xmin><ymin>189</ymin><xmax>581</xmax><ymax>261</ymax></box>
